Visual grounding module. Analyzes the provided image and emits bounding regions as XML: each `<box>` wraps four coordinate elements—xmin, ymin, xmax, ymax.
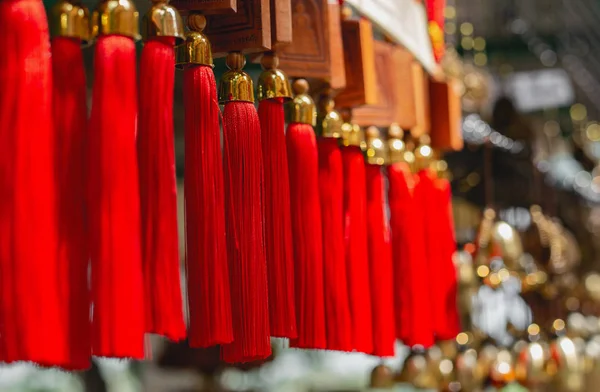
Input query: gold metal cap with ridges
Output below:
<box><xmin>175</xmin><ymin>13</ymin><xmax>213</xmax><ymax>69</ymax></box>
<box><xmin>365</xmin><ymin>126</ymin><xmax>387</xmax><ymax>166</ymax></box>
<box><xmin>287</xmin><ymin>79</ymin><xmax>316</xmax><ymax>126</ymax></box>
<box><xmin>257</xmin><ymin>52</ymin><xmax>292</xmax><ymax>102</ymax></box>
<box><xmin>219</xmin><ymin>52</ymin><xmax>254</xmax><ymax>104</ymax></box>
<box><xmin>318</xmin><ymin>95</ymin><xmax>343</xmax><ymax>138</ymax></box>
<box><xmin>388</xmin><ymin>123</ymin><xmax>406</xmax><ymax>164</ymax></box>
<box><xmin>141</xmin><ymin>0</ymin><xmax>184</xmax><ymax>43</ymax></box>
<box><xmin>92</xmin><ymin>0</ymin><xmax>140</xmax><ymax>40</ymax></box>
<box><xmin>340</xmin><ymin>109</ymin><xmax>365</xmax><ymax>148</ymax></box>
<box><xmin>414</xmin><ymin>134</ymin><xmax>434</xmax><ymax>171</ymax></box>
<box><xmin>50</xmin><ymin>0</ymin><xmax>91</xmax><ymax>44</ymax></box>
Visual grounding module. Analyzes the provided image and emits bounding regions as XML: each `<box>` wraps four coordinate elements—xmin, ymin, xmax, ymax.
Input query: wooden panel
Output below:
<box><xmin>411</xmin><ymin>61</ymin><xmax>430</xmax><ymax>137</ymax></box>
<box><xmin>430</xmin><ymin>79</ymin><xmax>464</xmax><ymax>151</ymax></box>
<box><xmin>271</xmin><ymin>0</ymin><xmax>292</xmax><ymax>46</ymax></box>
<box><xmin>351</xmin><ymin>40</ymin><xmax>396</xmax><ymax>127</ymax></box>
<box><xmin>203</xmin><ymin>0</ymin><xmax>271</xmax><ymax>56</ymax></box>
<box><xmin>391</xmin><ymin>46</ymin><xmax>417</xmax><ymax>130</ymax></box>
<box><xmin>278</xmin><ymin>0</ymin><xmax>345</xmax><ymax>89</ymax></box>
<box><xmin>171</xmin><ymin>0</ymin><xmax>236</xmax><ymax>13</ymax></box>
<box><xmin>335</xmin><ymin>17</ymin><xmax>377</xmax><ymax>108</ymax></box>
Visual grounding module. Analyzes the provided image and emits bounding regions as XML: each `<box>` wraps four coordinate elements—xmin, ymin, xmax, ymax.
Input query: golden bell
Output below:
<box><xmin>365</xmin><ymin>126</ymin><xmax>387</xmax><ymax>166</ymax></box>
<box><xmin>175</xmin><ymin>13</ymin><xmax>213</xmax><ymax>69</ymax></box>
<box><xmin>257</xmin><ymin>52</ymin><xmax>292</xmax><ymax>102</ymax></box>
<box><xmin>318</xmin><ymin>96</ymin><xmax>343</xmax><ymax>139</ymax></box>
<box><xmin>414</xmin><ymin>134</ymin><xmax>434</xmax><ymax>171</ymax></box>
<box><xmin>388</xmin><ymin>123</ymin><xmax>406</xmax><ymax>164</ymax></box>
<box><xmin>141</xmin><ymin>0</ymin><xmax>184</xmax><ymax>43</ymax></box>
<box><xmin>219</xmin><ymin>52</ymin><xmax>254</xmax><ymax>104</ymax></box>
<box><xmin>49</xmin><ymin>0</ymin><xmax>91</xmax><ymax>44</ymax></box>
<box><xmin>287</xmin><ymin>79</ymin><xmax>316</xmax><ymax>126</ymax></box>
<box><xmin>92</xmin><ymin>0</ymin><xmax>140</xmax><ymax>41</ymax></box>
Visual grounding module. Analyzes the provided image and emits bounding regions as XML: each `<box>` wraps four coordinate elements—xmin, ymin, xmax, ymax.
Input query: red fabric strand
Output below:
<box><xmin>287</xmin><ymin>123</ymin><xmax>327</xmax><ymax>350</ymax></box>
<box><xmin>89</xmin><ymin>35</ymin><xmax>145</xmax><ymax>359</ymax></box>
<box><xmin>52</xmin><ymin>36</ymin><xmax>91</xmax><ymax>369</ymax></box>
<box><xmin>365</xmin><ymin>164</ymin><xmax>396</xmax><ymax>357</ymax></box>
<box><xmin>138</xmin><ymin>37</ymin><xmax>186</xmax><ymax>341</ymax></box>
<box><xmin>258</xmin><ymin>99</ymin><xmax>297</xmax><ymax>339</ymax></box>
<box><xmin>317</xmin><ymin>138</ymin><xmax>352</xmax><ymax>351</ymax></box>
<box><xmin>183</xmin><ymin>65</ymin><xmax>233</xmax><ymax>347</ymax></box>
<box><xmin>221</xmin><ymin>102</ymin><xmax>271</xmax><ymax>363</ymax></box>
<box><xmin>341</xmin><ymin>146</ymin><xmax>373</xmax><ymax>353</ymax></box>
<box><xmin>0</xmin><ymin>0</ymin><xmax>69</xmax><ymax>366</ymax></box>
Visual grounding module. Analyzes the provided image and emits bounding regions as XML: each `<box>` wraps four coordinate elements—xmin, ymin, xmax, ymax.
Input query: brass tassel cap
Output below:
<box><xmin>49</xmin><ymin>0</ymin><xmax>91</xmax><ymax>44</ymax></box>
<box><xmin>287</xmin><ymin>79</ymin><xmax>316</xmax><ymax>126</ymax></box>
<box><xmin>340</xmin><ymin>109</ymin><xmax>365</xmax><ymax>149</ymax></box>
<box><xmin>142</xmin><ymin>0</ymin><xmax>184</xmax><ymax>43</ymax></box>
<box><xmin>388</xmin><ymin>123</ymin><xmax>406</xmax><ymax>164</ymax></box>
<box><xmin>175</xmin><ymin>13</ymin><xmax>213</xmax><ymax>69</ymax></box>
<box><xmin>219</xmin><ymin>52</ymin><xmax>254</xmax><ymax>104</ymax></box>
<box><xmin>318</xmin><ymin>95</ymin><xmax>343</xmax><ymax>139</ymax></box>
<box><xmin>257</xmin><ymin>52</ymin><xmax>292</xmax><ymax>102</ymax></box>
<box><xmin>365</xmin><ymin>126</ymin><xmax>387</xmax><ymax>166</ymax></box>
<box><xmin>92</xmin><ymin>0</ymin><xmax>140</xmax><ymax>41</ymax></box>
<box><xmin>414</xmin><ymin>134</ymin><xmax>434</xmax><ymax>171</ymax></box>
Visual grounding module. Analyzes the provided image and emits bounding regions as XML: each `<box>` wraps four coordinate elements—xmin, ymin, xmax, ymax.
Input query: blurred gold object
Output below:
<box><xmin>141</xmin><ymin>0</ymin><xmax>184</xmax><ymax>42</ymax></box>
<box><xmin>365</xmin><ymin>126</ymin><xmax>387</xmax><ymax>166</ymax></box>
<box><xmin>490</xmin><ymin>221</ymin><xmax>523</xmax><ymax>270</ymax></box>
<box><xmin>387</xmin><ymin>123</ymin><xmax>406</xmax><ymax>164</ymax></box>
<box><xmin>318</xmin><ymin>95</ymin><xmax>343</xmax><ymax>139</ymax></box>
<box><xmin>400</xmin><ymin>349</ymin><xmax>439</xmax><ymax>389</ymax></box>
<box><xmin>175</xmin><ymin>13</ymin><xmax>212</xmax><ymax>68</ymax></box>
<box><xmin>549</xmin><ymin>324</ymin><xmax>584</xmax><ymax>392</ymax></box>
<box><xmin>287</xmin><ymin>79</ymin><xmax>316</xmax><ymax>125</ymax></box>
<box><xmin>341</xmin><ymin>122</ymin><xmax>365</xmax><ymax>149</ymax></box>
<box><xmin>257</xmin><ymin>52</ymin><xmax>292</xmax><ymax>102</ymax></box>
<box><xmin>219</xmin><ymin>52</ymin><xmax>254</xmax><ymax>104</ymax></box>
<box><xmin>49</xmin><ymin>0</ymin><xmax>91</xmax><ymax>43</ymax></box>
<box><xmin>414</xmin><ymin>134</ymin><xmax>433</xmax><ymax>171</ymax></box>
<box><xmin>515</xmin><ymin>324</ymin><xmax>551</xmax><ymax>388</ymax></box>
<box><xmin>92</xmin><ymin>0</ymin><xmax>140</xmax><ymax>40</ymax></box>
<box><xmin>489</xmin><ymin>349</ymin><xmax>516</xmax><ymax>387</ymax></box>
<box><xmin>370</xmin><ymin>364</ymin><xmax>394</xmax><ymax>388</ymax></box>
<box><xmin>455</xmin><ymin>348</ymin><xmax>481</xmax><ymax>391</ymax></box>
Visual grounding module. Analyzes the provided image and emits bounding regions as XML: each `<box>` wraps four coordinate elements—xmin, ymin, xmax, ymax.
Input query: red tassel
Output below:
<box><xmin>221</xmin><ymin>101</ymin><xmax>271</xmax><ymax>362</ymax></box>
<box><xmin>0</xmin><ymin>0</ymin><xmax>68</xmax><ymax>366</ymax></box>
<box><xmin>51</xmin><ymin>35</ymin><xmax>91</xmax><ymax>369</ymax></box>
<box><xmin>287</xmin><ymin>123</ymin><xmax>327</xmax><ymax>349</ymax></box>
<box><xmin>138</xmin><ymin>36</ymin><xmax>186</xmax><ymax>341</ymax></box>
<box><xmin>89</xmin><ymin>35</ymin><xmax>145</xmax><ymax>358</ymax></box>
<box><xmin>258</xmin><ymin>99</ymin><xmax>297</xmax><ymax>339</ymax></box>
<box><xmin>387</xmin><ymin>163</ymin><xmax>412</xmax><ymax>343</ymax></box>
<box><xmin>341</xmin><ymin>146</ymin><xmax>373</xmax><ymax>353</ymax></box>
<box><xmin>318</xmin><ymin>138</ymin><xmax>352</xmax><ymax>351</ymax></box>
<box><xmin>183</xmin><ymin>65</ymin><xmax>233</xmax><ymax>347</ymax></box>
<box><xmin>365</xmin><ymin>164</ymin><xmax>396</xmax><ymax>357</ymax></box>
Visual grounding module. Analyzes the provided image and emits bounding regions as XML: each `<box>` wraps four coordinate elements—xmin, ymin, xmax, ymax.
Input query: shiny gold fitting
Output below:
<box><xmin>415</xmin><ymin>134</ymin><xmax>433</xmax><ymax>171</ymax></box>
<box><xmin>142</xmin><ymin>0</ymin><xmax>184</xmax><ymax>43</ymax></box>
<box><xmin>50</xmin><ymin>0</ymin><xmax>91</xmax><ymax>43</ymax></box>
<box><xmin>319</xmin><ymin>96</ymin><xmax>343</xmax><ymax>138</ymax></box>
<box><xmin>341</xmin><ymin>122</ymin><xmax>365</xmax><ymax>148</ymax></box>
<box><xmin>388</xmin><ymin>123</ymin><xmax>405</xmax><ymax>164</ymax></box>
<box><xmin>287</xmin><ymin>79</ymin><xmax>316</xmax><ymax>125</ymax></box>
<box><xmin>365</xmin><ymin>126</ymin><xmax>388</xmax><ymax>165</ymax></box>
<box><xmin>175</xmin><ymin>13</ymin><xmax>213</xmax><ymax>68</ymax></box>
<box><xmin>219</xmin><ymin>52</ymin><xmax>254</xmax><ymax>104</ymax></box>
<box><xmin>257</xmin><ymin>52</ymin><xmax>292</xmax><ymax>101</ymax></box>
<box><xmin>92</xmin><ymin>0</ymin><xmax>140</xmax><ymax>41</ymax></box>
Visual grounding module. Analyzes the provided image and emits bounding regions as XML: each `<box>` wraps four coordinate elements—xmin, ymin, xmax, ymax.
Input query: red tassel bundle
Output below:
<box><xmin>364</xmin><ymin>130</ymin><xmax>396</xmax><ymax>357</ymax></box>
<box><xmin>88</xmin><ymin>20</ymin><xmax>145</xmax><ymax>357</ymax></box>
<box><xmin>220</xmin><ymin>52</ymin><xmax>270</xmax><ymax>363</ymax></box>
<box><xmin>0</xmin><ymin>0</ymin><xmax>68</xmax><ymax>366</ymax></box>
<box><xmin>258</xmin><ymin>96</ymin><xmax>297</xmax><ymax>339</ymax></box>
<box><xmin>318</xmin><ymin>137</ymin><xmax>352</xmax><ymax>351</ymax></box>
<box><xmin>138</xmin><ymin>32</ymin><xmax>186</xmax><ymax>341</ymax></box>
<box><xmin>180</xmin><ymin>16</ymin><xmax>233</xmax><ymax>348</ymax></box>
<box><xmin>341</xmin><ymin>144</ymin><xmax>373</xmax><ymax>353</ymax></box>
<box><xmin>51</xmin><ymin>7</ymin><xmax>92</xmax><ymax>368</ymax></box>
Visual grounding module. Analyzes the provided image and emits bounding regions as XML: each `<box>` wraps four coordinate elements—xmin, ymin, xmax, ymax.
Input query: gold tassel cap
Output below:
<box><xmin>257</xmin><ymin>52</ymin><xmax>292</xmax><ymax>101</ymax></box>
<box><xmin>142</xmin><ymin>0</ymin><xmax>184</xmax><ymax>43</ymax></box>
<box><xmin>414</xmin><ymin>134</ymin><xmax>434</xmax><ymax>171</ymax></box>
<box><xmin>219</xmin><ymin>52</ymin><xmax>254</xmax><ymax>104</ymax></box>
<box><xmin>287</xmin><ymin>79</ymin><xmax>316</xmax><ymax>126</ymax></box>
<box><xmin>388</xmin><ymin>123</ymin><xmax>406</xmax><ymax>164</ymax></box>
<box><xmin>92</xmin><ymin>0</ymin><xmax>140</xmax><ymax>41</ymax></box>
<box><xmin>318</xmin><ymin>95</ymin><xmax>343</xmax><ymax>139</ymax></box>
<box><xmin>340</xmin><ymin>109</ymin><xmax>366</xmax><ymax>149</ymax></box>
<box><xmin>175</xmin><ymin>13</ymin><xmax>213</xmax><ymax>68</ymax></box>
<box><xmin>50</xmin><ymin>0</ymin><xmax>91</xmax><ymax>44</ymax></box>
<box><xmin>365</xmin><ymin>126</ymin><xmax>387</xmax><ymax>166</ymax></box>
